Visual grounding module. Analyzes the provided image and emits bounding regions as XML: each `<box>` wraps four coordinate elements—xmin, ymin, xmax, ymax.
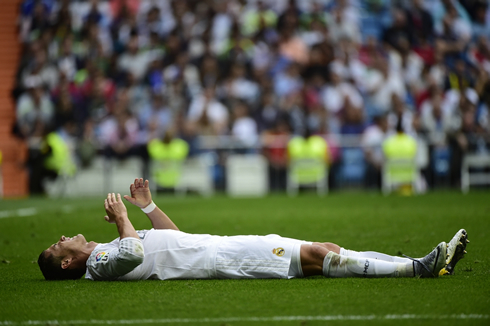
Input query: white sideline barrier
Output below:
<box><xmin>46</xmin><ymin>155</ymin><xmax>215</xmax><ymax>198</ymax></box>
<box><xmin>176</xmin><ymin>155</ymin><xmax>214</xmax><ymax>196</ymax></box>
<box><xmin>461</xmin><ymin>154</ymin><xmax>490</xmax><ymax>193</ymax></box>
<box><xmin>45</xmin><ymin>157</ymin><xmax>108</xmax><ymax>198</ymax></box>
<box><xmin>226</xmin><ymin>154</ymin><xmax>268</xmax><ymax>197</ymax></box>
<box><xmin>105</xmin><ymin>157</ymin><xmax>144</xmax><ymax>194</ymax></box>
<box><xmin>70</xmin><ymin>157</ymin><xmax>108</xmax><ymax>197</ymax></box>
<box><xmin>46</xmin><ymin>157</ymin><xmax>143</xmax><ymax>198</ymax></box>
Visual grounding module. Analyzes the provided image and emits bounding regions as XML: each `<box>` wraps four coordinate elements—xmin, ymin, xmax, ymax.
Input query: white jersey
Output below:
<box><xmin>85</xmin><ymin>229</ymin><xmax>307</xmax><ymax>281</ymax></box>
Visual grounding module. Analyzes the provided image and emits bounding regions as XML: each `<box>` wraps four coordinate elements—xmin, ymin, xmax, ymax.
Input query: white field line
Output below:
<box><xmin>0</xmin><ymin>208</ymin><xmax>38</xmax><ymax>219</ymax></box>
<box><xmin>0</xmin><ymin>314</ymin><xmax>488</xmax><ymax>325</ymax></box>
<box><xmin>0</xmin><ymin>205</ymin><xmax>76</xmax><ymax>219</ymax></box>
<box><xmin>0</xmin><ymin>210</ymin><xmax>12</xmax><ymax>218</ymax></box>
<box><xmin>16</xmin><ymin>208</ymin><xmax>38</xmax><ymax>217</ymax></box>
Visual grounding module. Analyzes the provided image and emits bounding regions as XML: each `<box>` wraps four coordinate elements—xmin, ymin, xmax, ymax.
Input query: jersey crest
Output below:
<box><xmin>95</xmin><ymin>251</ymin><xmax>109</xmax><ymax>263</ymax></box>
<box><xmin>272</xmin><ymin>247</ymin><xmax>285</xmax><ymax>257</ymax></box>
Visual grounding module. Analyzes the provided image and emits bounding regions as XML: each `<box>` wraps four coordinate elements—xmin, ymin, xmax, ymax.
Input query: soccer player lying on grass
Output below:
<box><xmin>38</xmin><ymin>179</ymin><xmax>468</xmax><ymax>281</ymax></box>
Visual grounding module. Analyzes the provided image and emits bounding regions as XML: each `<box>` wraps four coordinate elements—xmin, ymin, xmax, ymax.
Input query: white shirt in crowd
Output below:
<box><xmin>361</xmin><ymin>124</ymin><xmax>387</xmax><ymax>166</ymax></box>
<box><xmin>365</xmin><ymin>70</ymin><xmax>406</xmax><ymax>113</ymax></box>
<box><xmin>232</xmin><ymin>117</ymin><xmax>259</xmax><ymax>147</ymax></box>
<box><xmin>321</xmin><ymin>82</ymin><xmax>363</xmax><ymax>114</ymax></box>
<box><xmin>187</xmin><ymin>95</ymin><xmax>229</xmax><ymax>124</ymax></box>
<box><xmin>16</xmin><ymin>93</ymin><xmax>54</xmax><ymax>129</ymax></box>
<box><xmin>117</xmin><ymin>51</ymin><xmax>154</xmax><ymax>81</ymax></box>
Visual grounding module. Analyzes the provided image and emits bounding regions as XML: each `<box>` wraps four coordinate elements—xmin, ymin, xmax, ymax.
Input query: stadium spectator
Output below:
<box><xmin>362</xmin><ymin>113</ymin><xmax>389</xmax><ymax>189</ymax></box>
<box><xmin>52</xmin><ymin>82</ymin><xmax>77</xmax><ymax>132</ymax></box>
<box><xmin>210</xmin><ymin>0</ymin><xmax>233</xmax><ymax>55</ymax></box>
<box><xmin>117</xmin><ymin>34</ymin><xmax>154</xmax><ymax>82</ymax></box>
<box><xmin>281</xmin><ymin>92</ymin><xmax>306</xmax><ymax>137</ymax></box>
<box><xmin>382</xmin><ymin>119</ymin><xmax>418</xmax><ymax>194</ymax></box>
<box><xmin>321</xmin><ymin>63</ymin><xmax>363</xmax><ymax>116</ymax></box>
<box><xmin>19</xmin><ymin>0</ymin><xmax>53</xmax><ymax>43</ymax></box>
<box><xmin>325</xmin><ymin>0</ymin><xmax>361</xmax><ymax>44</ymax></box>
<box><xmin>230</xmin><ymin>100</ymin><xmax>258</xmax><ymax>151</ymax></box>
<box><xmin>470</xmin><ymin>1</ymin><xmax>490</xmax><ymax>41</ymax></box>
<box><xmin>16</xmin><ymin>79</ymin><xmax>54</xmax><ymax>141</ymax></box>
<box><xmin>256</xmin><ymin>91</ymin><xmax>280</xmax><ymax>132</ymax></box>
<box><xmin>278</xmin><ymin>25</ymin><xmax>308</xmax><ymax>65</ymax></box>
<box><xmin>198</xmin><ymin>54</ymin><xmax>220</xmax><ymax>89</ymax></box>
<box><xmin>287</xmin><ymin>129</ymin><xmax>330</xmax><ymax>192</ymax></box>
<box><xmin>138</xmin><ymin>93</ymin><xmax>173</xmax><ymax>142</ymax></box>
<box><xmin>427</xmin><ymin>44</ymin><xmax>448</xmax><ymax>90</ymax></box>
<box><xmin>187</xmin><ymin>85</ymin><xmax>229</xmax><ymax>136</ymax></box>
<box><xmin>274</xmin><ymin>62</ymin><xmax>303</xmax><ymax>98</ymax></box>
<box><xmin>382</xmin><ymin>9</ymin><xmax>411</xmax><ymax>49</ymax></box>
<box><xmin>404</xmin><ymin>0</ymin><xmax>435</xmax><ymax>45</ymax></box>
<box><xmin>79</xmin><ymin>68</ymin><xmax>114</xmax><ymax>125</ymax></box>
<box><xmin>241</xmin><ymin>0</ymin><xmax>277</xmax><ymax>37</ymax></box>
<box><xmin>365</xmin><ymin>58</ymin><xmax>406</xmax><ymax>114</ymax></box>
<box><xmin>98</xmin><ymin>96</ymin><xmax>141</xmax><ymax>161</ymax></box>
<box><xmin>163</xmin><ymin>49</ymin><xmax>201</xmax><ymax>98</ymax></box>
<box><xmin>21</xmin><ymin>47</ymin><xmax>59</xmax><ymax>91</ymax></box>
<box><xmin>388</xmin><ymin>93</ymin><xmax>414</xmax><ymax>135</ymax></box>
<box><xmin>147</xmin><ymin>129</ymin><xmax>189</xmax><ymax>189</ymax></box>
<box><xmin>392</xmin><ymin>37</ymin><xmax>425</xmax><ymax>94</ymax></box>
<box><xmin>218</xmin><ymin>62</ymin><xmax>259</xmax><ymax>105</ymax></box>
<box><xmin>262</xmin><ymin>117</ymin><xmax>291</xmax><ymax>192</ymax></box>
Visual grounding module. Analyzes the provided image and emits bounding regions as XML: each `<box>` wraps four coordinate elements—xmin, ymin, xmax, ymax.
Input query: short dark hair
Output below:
<box><xmin>38</xmin><ymin>250</ymin><xmax>85</xmax><ymax>280</ymax></box>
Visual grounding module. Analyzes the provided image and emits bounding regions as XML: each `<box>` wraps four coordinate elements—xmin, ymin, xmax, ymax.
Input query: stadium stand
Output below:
<box><xmin>8</xmin><ymin>0</ymin><xmax>490</xmax><ymax>196</ymax></box>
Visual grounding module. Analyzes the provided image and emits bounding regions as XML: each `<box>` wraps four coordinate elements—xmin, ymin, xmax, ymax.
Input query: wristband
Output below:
<box><xmin>141</xmin><ymin>201</ymin><xmax>156</xmax><ymax>214</ymax></box>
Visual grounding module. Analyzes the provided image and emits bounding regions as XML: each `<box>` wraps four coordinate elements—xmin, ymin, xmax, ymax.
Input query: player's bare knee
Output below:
<box><xmin>323</xmin><ymin>242</ymin><xmax>341</xmax><ymax>253</ymax></box>
<box><xmin>300</xmin><ymin>244</ymin><xmax>329</xmax><ymax>276</ymax></box>
<box><xmin>301</xmin><ymin>244</ymin><xmax>329</xmax><ymax>264</ymax></box>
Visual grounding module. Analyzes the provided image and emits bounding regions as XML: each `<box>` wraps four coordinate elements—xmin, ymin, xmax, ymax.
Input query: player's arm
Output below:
<box><xmin>100</xmin><ymin>193</ymin><xmax>144</xmax><ymax>279</ymax></box>
<box><xmin>104</xmin><ymin>192</ymin><xmax>139</xmax><ymax>239</ymax></box>
<box><xmin>123</xmin><ymin>178</ymin><xmax>179</xmax><ymax>231</ymax></box>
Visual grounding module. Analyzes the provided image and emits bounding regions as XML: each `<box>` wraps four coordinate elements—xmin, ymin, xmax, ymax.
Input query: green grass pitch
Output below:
<box><xmin>0</xmin><ymin>191</ymin><xmax>489</xmax><ymax>325</ymax></box>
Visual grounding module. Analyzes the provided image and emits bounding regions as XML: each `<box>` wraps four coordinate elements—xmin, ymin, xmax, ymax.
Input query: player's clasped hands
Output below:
<box><xmin>104</xmin><ymin>193</ymin><xmax>128</xmax><ymax>224</ymax></box>
<box><xmin>123</xmin><ymin>178</ymin><xmax>152</xmax><ymax>209</ymax></box>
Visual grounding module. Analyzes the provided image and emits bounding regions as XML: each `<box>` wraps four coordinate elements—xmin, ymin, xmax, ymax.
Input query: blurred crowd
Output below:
<box><xmin>13</xmin><ymin>0</ymin><xmax>490</xmax><ymax>193</ymax></box>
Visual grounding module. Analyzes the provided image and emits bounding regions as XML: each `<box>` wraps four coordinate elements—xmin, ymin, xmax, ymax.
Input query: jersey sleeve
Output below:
<box><xmin>86</xmin><ymin>237</ymin><xmax>145</xmax><ymax>281</ymax></box>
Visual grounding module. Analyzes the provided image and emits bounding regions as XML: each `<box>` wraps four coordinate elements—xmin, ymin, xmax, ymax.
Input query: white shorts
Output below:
<box><xmin>214</xmin><ymin>234</ymin><xmax>311</xmax><ymax>279</ymax></box>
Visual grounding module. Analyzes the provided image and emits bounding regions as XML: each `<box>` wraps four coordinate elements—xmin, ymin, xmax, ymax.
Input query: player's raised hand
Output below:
<box><xmin>123</xmin><ymin>178</ymin><xmax>152</xmax><ymax>208</ymax></box>
<box><xmin>104</xmin><ymin>193</ymin><xmax>128</xmax><ymax>223</ymax></box>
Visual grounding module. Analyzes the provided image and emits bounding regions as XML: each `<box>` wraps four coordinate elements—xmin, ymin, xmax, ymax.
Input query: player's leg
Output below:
<box><xmin>300</xmin><ymin>242</ymin><xmax>447</xmax><ymax>278</ymax></box>
<box><xmin>312</xmin><ymin>242</ymin><xmax>412</xmax><ymax>263</ymax></box>
<box><xmin>299</xmin><ymin>244</ymin><xmax>412</xmax><ymax>277</ymax></box>
<box><xmin>337</xmin><ymin>229</ymin><xmax>469</xmax><ymax>275</ymax></box>
<box><xmin>339</xmin><ymin>248</ymin><xmax>413</xmax><ymax>263</ymax></box>
<box><xmin>299</xmin><ymin>244</ymin><xmax>330</xmax><ymax>277</ymax></box>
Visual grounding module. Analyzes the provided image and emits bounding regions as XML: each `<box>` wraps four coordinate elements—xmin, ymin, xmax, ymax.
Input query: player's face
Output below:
<box><xmin>45</xmin><ymin>234</ymin><xmax>87</xmax><ymax>258</ymax></box>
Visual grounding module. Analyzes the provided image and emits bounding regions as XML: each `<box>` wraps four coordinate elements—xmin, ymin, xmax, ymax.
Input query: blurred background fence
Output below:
<box><xmin>40</xmin><ymin>133</ymin><xmax>490</xmax><ymax>197</ymax></box>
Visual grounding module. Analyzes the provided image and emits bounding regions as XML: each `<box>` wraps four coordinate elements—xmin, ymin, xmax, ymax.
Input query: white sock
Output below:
<box><xmin>340</xmin><ymin>248</ymin><xmax>412</xmax><ymax>264</ymax></box>
<box><xmin>323</xmin><ymin>251</ymin><xmax>413</xmax><ymax>278</ymax></box>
